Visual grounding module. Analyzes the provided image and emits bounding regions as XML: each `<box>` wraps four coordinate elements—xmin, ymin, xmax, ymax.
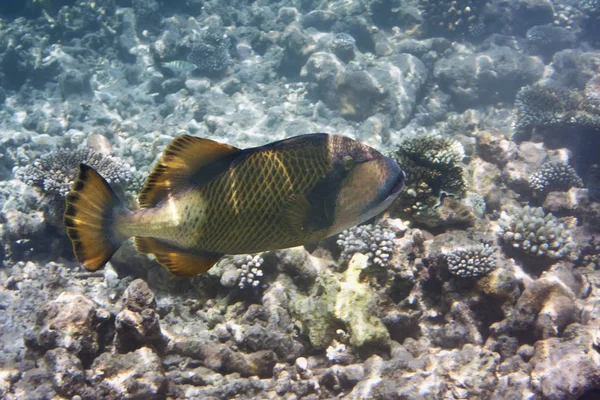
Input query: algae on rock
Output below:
<box><xmin>334</xmin><ymin>253</ymin><xmax>390</xmax><ymax>349</ymax></box>
<box><xmin>288</xmin><ymin>267</ymin><xmax>340</xmax><ymax>350</ymax></box>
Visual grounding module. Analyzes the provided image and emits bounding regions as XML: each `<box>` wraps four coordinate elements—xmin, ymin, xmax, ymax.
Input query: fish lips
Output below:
<box><xmin>362</xmin><ymin>156</ymin><xmax>405</xmax><ymax>218</ymax></box>
<box><xmin>384</xmin><ymin>156</ymin><xmax>406</xmax><ymax>201</ymax></box>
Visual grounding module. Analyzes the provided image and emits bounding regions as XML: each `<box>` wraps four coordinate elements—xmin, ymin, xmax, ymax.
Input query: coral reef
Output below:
<box><xmin>390</xmin><ymin>135</ymin><xmax>473</xmax><ymax>227</ymax></box>
<box><xmin>329</xmin><ymin>33</ymin><xmax>356</xmax><ymax>63</ymax></box>
<box><xmin>14</xmin><ymin>147</ymin><xmax>133</xmax><ymax>198</ymax></box>
<box><xmin>514</xmin><ymin>85</ymin><xmax>600</xmax><ymax>135</ymax></box>
<box><xmin>497</xmin><ymin>205</ymin><xmax>577</xmax><ymax>260</ymax></box>
<box><xmin>444</xmin><ymin>242</ymin><xmax>498</xmax><ymax>278</ymax></box>
<box><xmin>337</xmin><ymin>223</ymin><xmax>395</xmax><ymax>268</ymax></box>
<box><xmin>235</xmin><ymin>254</ymin><xmax>265</xmax><ymax>290</ymax></box>
<box><xmin>187</xmin><ymin>28</ymin><xmax>232</xmax><ymax>76</ymax></box>
<box><xmin>419</xmin><ymin>0</ymin><xmax>487</xmax><ymax>39</ymax></box>
<box><xmin>1</xmin><ymin>1</ymin><xmax>600</xmax><ymax>399</ymax></box>
<box><xmin>528</xmin><ymin>162</ymin><xmax>584</xmax><ymax>194</ymax></box>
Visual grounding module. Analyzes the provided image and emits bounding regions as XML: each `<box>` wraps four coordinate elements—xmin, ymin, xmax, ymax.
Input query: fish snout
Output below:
<box><xmin>383</xmin><ymin>155</ymin><xmax>406</xmax><ymax>198</ymax></box>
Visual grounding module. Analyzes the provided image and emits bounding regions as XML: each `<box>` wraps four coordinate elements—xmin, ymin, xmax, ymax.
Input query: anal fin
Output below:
<box><xmin>135</xmin><ymin>237</ymin><xmax>222</xmax><ymax>277</ymax></box>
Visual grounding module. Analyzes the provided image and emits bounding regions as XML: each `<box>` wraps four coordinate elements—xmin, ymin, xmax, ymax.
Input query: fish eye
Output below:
<box><xmin>343</xmin><ymin>155</ymin><xmax>355</xmax><ymax>170</ymax></box>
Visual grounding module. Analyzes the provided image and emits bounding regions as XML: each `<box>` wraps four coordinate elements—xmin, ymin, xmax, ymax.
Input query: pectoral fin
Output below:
<box><xmin>135</xmin><ymin>237</ymin><xmax>222</xmax><ymax>277</ymax></box>
<box><xmin>282</xmin><ymin>194</ymin><xmax>313</xmax><ymax>235</ymax></box>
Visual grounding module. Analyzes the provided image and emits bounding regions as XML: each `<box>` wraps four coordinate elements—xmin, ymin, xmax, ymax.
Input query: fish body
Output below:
<box><xmin>64</xmin><ymin>134</ymin><xmax>405</xmax><ymax>276</ymax></box>
<box><xmin>161</xmin><ymin>60</ymin><xmax>198</xmax><ymax>73</ymax></box>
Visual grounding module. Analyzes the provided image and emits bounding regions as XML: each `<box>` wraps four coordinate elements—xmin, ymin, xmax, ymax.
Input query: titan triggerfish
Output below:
<box><xmin>64</xmin><ymin>133</ymin><xmax>406</xmax><ymax>276</ymax></box>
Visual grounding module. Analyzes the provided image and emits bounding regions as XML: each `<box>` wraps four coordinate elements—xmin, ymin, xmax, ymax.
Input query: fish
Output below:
<box><xmin>64</xmin><ymin>133</ymin><xmax>406</xmax><ymax>277</ymax></box>
<box><xmin>161</xmin><ymin>60</ymin><xmax>198</xmax><ymax>73</ymax></box>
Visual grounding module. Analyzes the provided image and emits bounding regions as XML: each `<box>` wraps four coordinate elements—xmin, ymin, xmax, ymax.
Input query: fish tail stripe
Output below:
<box><xmin>63</xmin><ymin>164</ymin><xmax>129</xmax><ymax>272</ymax></box>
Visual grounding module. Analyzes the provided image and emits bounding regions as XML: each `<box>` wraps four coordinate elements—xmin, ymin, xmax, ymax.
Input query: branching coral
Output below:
<box><xmin>419</xmin><ymin>0</ymin><xmax>487</xmax><ymax>38</ymax></box>
<box><xmin>444</xmin><ymin>242</ymin><xmax>498</xmax><ymax>278</ymax></box>
<box><xmin>389</xmin><ymin>135</ymin><xmax>467</xmax><ymax>226</ymax></box>
<box><xmin>514</xmin><ymin>85</ymin><xmax>600</xmax><ymax>134</ymax></box>
<box><xmin>235</xmin><ymin>254</ymin><xmax>264</xmax><ymax>290</ymax></box>
<box><xmin>528</xmin><ymin>162</ymin><xmax>584</xmax><ymax>194</ymax></box>
<box><xmin>187</xmin><ymin>28</ymin><xmax>231</xmax><ymax>76</ymax></box>
<box><xmin>337</xmin><ymin>224</ymin><xmax>395</xmax><ymax>268</ymax></box>
<box><xmin>497</xmin><ymin>205</ymin><xmax>577</xmax><ymax>259</ymax></box>
<box><xmin>330</xmin><ymin>33</ymin><xmax>356</xmax><ymax>63</ymax></box>
<box><xmin>15</xmin><ymin>147</ymin><xmax>133</xmax><ymax>197</ymax></box>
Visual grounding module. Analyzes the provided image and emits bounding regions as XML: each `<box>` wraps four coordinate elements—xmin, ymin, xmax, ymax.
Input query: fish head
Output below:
<box><xmin>328</xmin><ymin>136</ymin><xmax>405</xmax><ymax>232</ymax></box>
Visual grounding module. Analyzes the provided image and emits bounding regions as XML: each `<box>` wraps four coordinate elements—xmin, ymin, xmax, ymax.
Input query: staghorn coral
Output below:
<box><xmin>497</xmin><ymin>205</ymin><xmax>577</xmax><ymax>260</ymax></box>
<box><xmin>444</xmin><ymin>242</ymin><xmax>498</xmax><ymax>278</ymax></box>
<box><xmin>528</xmin><ymin>162</ymin><xmax>584</xmax><ymax>194</ymax></box>
<box><xmin>187</xmin><ymin>28</ymin><xmax>231</xmax><ymax>76</ymax></box>
<box><xmin>14</xmin><ymin>147</ymin><xmax>133</xmax><ymax>197</ymax></box>
<box><xmin>337</xmin><ymin>223</ymin><xmax>395</xmax><ymax>268</ymax></box>
<box><xmin>390</xmin><ymin>135</ymin><xmax>468</xmax><ymax>226</ymax></box>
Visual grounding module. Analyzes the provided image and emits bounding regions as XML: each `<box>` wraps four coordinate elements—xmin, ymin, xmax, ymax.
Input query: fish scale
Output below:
<box><xmin>197</xmin><ymin>147</ymin><xmax>330</xmax><ymax>253</ymax></box>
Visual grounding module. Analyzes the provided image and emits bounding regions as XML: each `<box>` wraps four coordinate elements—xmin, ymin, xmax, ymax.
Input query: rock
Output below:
<box><xmin>336</xmin><ymin>54</ymin><xmax>427</xmax><ymax>127</ymax></box>
<box><xmin>90</xmin><ymin>347</ymin><xmax>167</xmax><ymax>400</ymax></box>
<box><xmin>288</xmin><ymin>266</ymin><xmax>339</xmax><ymax>349</ymax></box>
<box><xmin>279</xmin><ymin>25</ymin><xmax>317</xmax><ymax>77</ymax></box>
<box><xmin>59</xmin><ymin>69</ymin><xmax>92</xmax><ymax>99</ymax></box>
<box><xmin>11</xmin><ymin>367</ymin><xmax>56</xmax><ymax>400</ymax></box>
<box><xmin>434</xmin><ymin>46</ymin><xmax>544</xmax><ymax>110</ymax></box>
<box><xmin>530</xmin><ymin>324</ymin><xmax>600</xmax><ymax>399</ymax></box>
<box><xmin>476</xmin><ymin>131</ymin><xmax>517</xmax><ymax>166</ymax></box>
<box><xmin>490</xmin><ymin>269</ymin><xmax>584</xmax><ymax>343</ymax></box>
<box><xmin>26</xmin><ymin>292</ymin><xmax>111</xmax><ymax>365</ymax></box>
<box><xmin>114</xmin><ymin>279</ymin><xmax>166</xmax><ymax>353</ymax></box>
<box><xmin>171</xmin><ymin>338</ymin><xmax>276</xmax><ymax>378</ymax></box>
<box><xmin>122</xmin><ymin>279</ymin><xmax>156</xmax><ymax>312</ymax></box>
<box><xmin>543</xmin><ymin>188</ymin><xmax>590</xmax><ymax>213</ymax></box>
<box><xmin>503</xmin><ymin>141</ymin><xmax>549</xmax><ymax>192</ymax></box>
<box><xmin>302</xmin><ymin>10</ymin><xmax>337</xmax><ymax>31</ymax></box>
<box><xmin>334</xmin><ymin>254</ymin><xmax>390</xmax><ymax>349</ymax></box>
<box><xmin>44</xmin><ymin>347</ymin><xmax>89</xmax><ymax>398</ymax></box>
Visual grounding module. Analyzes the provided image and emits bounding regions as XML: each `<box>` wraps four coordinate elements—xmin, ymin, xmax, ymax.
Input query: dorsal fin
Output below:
<box><xmin>135</xmin><ymin>237</ymin><xmax>222</xmax><ymax>277</ymax></box>
<box><xmin>138</xmin><ymin>135</ymin><xmax>240</xmax><ymax>208</ymax></box>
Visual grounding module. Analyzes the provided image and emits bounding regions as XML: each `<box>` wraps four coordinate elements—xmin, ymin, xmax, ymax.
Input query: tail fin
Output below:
<box><xmin>64</xmin><ymin>164</ymin><xmax>129</xmax><ymax>271</ymax></box>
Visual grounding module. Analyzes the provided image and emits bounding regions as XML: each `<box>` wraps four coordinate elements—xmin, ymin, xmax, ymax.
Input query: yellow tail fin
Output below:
<box><xmin>63</xmin><ymin>164</ymin><xmax>129</xmax><ymax>271</ymax></box>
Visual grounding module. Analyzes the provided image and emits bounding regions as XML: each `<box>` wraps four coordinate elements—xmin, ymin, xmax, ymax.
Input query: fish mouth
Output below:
<box><xmin>389</xmin><ymin>168</ymin><xmax>406</xmax><ymax>196</ymax></box>
<box><xmin>371</xmin><ymin>162</ymin><xmax>406</xmax><ymax>212</ymax></box>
